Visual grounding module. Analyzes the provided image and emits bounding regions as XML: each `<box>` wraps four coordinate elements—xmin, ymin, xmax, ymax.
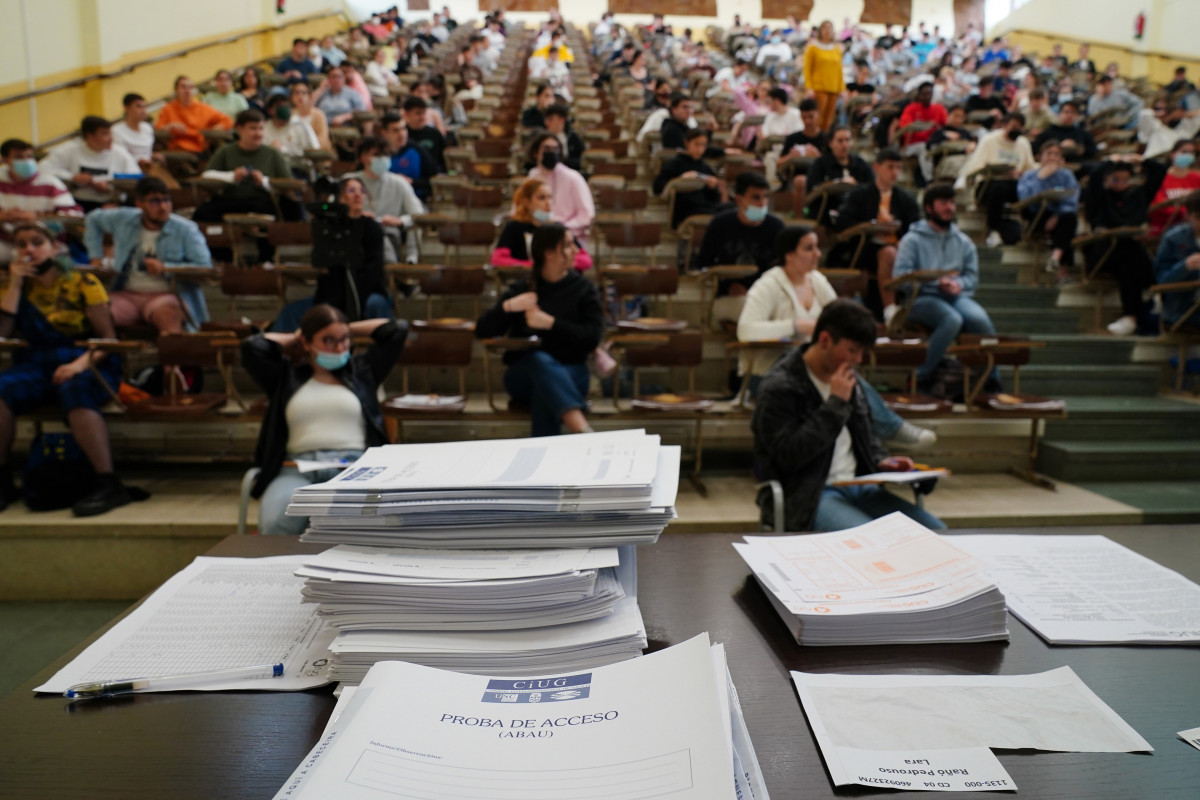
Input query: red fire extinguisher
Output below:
<box><xmin>1134</xmin><ymin>11</ymin><xmax>1145</xmax><ymax>40</ymax></box>
<box><xmin>277</xmin><ymin>0</ymin><xmax>286</xmax><ymax>14</ymax></box>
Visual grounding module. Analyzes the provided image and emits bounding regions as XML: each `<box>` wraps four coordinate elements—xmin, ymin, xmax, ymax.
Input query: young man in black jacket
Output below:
<box><xmin>752</xmin><ymin>299</ymin><xmax>945</xmax><ymax>532</ymax></box>
<box><xmin>695</xmin><ymin>170</ymin><xmax>784</xmax><ymax>295</ymax></box>
<box><xmin>804</xmin><ymin>125</ymin><xmax>873</xmax><ymax>224</ymax></box>
<box><xmin>661</xmin><ymin>93</ymin><xmax>724</xmax><ymax>159</ymax></box>
<box><xmin>832</xmin><ymin>149</ymin><xmax>920</xmax><ymax>317</ymax></box>
<box><xmin>542</xmin><ymin>104</ymin><xmax>585</xmax><ymax>172</ymax></box>
<box><xmin>653</xmin><ymin>128</ymin><xmax>728</xmax><ymax>228</ymax></box>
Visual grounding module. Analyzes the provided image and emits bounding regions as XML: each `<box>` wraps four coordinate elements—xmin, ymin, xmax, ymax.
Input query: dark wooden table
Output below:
<box><xmin>2</xmin><ymin>527</ymin><xmax>1199</xmax><ymax>799</ymax></box>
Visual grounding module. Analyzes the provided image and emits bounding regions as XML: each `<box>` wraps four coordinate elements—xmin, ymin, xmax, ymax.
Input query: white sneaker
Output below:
<box><xmin>985</xmin><ymin>231</ymin><xmax>1003</xmax><ymax>248</ymax></box>
<box><xmin>887</xmin><ymin>421</ymin><xmax>937</xmax><ymax>451</ymax></box>
<box><xmin>1106</xmin><ymin>316</ymin><xmax>1137</xmax><ymax>336</ymax></box>
<box><xmin>883</xmin><ymin>303</ymin><xmax>899</xmax><ymax>325</ymax></box>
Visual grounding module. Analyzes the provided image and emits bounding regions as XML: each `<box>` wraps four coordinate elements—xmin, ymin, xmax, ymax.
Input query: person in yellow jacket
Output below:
<box><xmin>803</xmin><ymin>20</ymin><xmax>846</xmax><ymax>131</ymax></box>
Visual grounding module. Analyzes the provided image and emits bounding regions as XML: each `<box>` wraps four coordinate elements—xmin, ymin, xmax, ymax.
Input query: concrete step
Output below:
<box><xmin>989</xmin><ymin>307</ymin><xmax>1083</xmax><ymax>335</ymax></box>
<box><xmin>1001</xmin><ymin>364</ymin><xmax>1162</xmax><ymax>396</ymax></box>
<box><xmin>1028</xmin><ymin>334</ymin><xmax>1136</xmax><ymax>366</ymax></box>
<box><xmin>1044</xmin><ymin>395</ymin><xmax>1200</xmax><ymax>441</ymax></box>
<box><xmin>1037</xmin><ymin>439</ymin><xmax>1200</xmax><ymax>481</ymax></box>
<box><xmin>974</xmin><ymin>285</ymin><xmax>1059</xmax><ymax>309</ymax></box>
<box><xmin>1074</xmin><ymin>481</ymin><xmax>1200</xmax><ymax>524</ymax></box>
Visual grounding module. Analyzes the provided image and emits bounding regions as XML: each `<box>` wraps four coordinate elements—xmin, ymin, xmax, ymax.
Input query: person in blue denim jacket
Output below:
<box><xmin>84</xmin><ymin>177</ymin><xmax>211</xmax><ymax>333</ymax></box>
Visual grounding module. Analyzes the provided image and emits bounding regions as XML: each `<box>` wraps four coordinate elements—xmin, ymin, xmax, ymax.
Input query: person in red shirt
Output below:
<box><xmin>1149</xmin><ymin>139</ymin><xmax>1200</xmax><ymax>237</ymax></box>
<box><xmin>894</xmin><ymin>83</ymin><xmax>947</xmax><ymax>184</ymax></box>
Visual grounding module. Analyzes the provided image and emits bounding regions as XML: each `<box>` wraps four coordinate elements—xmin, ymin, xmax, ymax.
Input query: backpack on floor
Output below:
<box><xmin>23</xmin><ymin>432</ymin><xmax>95</xmax><ymax>511</ymax></box>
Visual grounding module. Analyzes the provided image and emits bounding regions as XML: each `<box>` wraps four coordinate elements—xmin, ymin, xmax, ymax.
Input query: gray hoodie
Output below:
<box><xmin>893</xmin><ymin>219</ymin><xmax>980</xmax><ymax>297</ymax></box>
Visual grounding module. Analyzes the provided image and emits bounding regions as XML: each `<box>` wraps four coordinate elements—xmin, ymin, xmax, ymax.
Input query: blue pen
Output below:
<box><xmin>64</xmin><ymin>662</ymin><xmax>284</xmax><ymax>698</ymax></box>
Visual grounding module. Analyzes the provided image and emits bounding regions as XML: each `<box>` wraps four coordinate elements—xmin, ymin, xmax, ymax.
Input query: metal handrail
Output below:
<box><xmin>0</xmin><ymin>10</ymin><xmax>346</xmax><ymax>107</ymax></box>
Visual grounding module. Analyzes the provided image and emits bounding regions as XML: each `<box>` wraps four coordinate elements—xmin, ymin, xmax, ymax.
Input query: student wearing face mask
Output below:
<box><xmin>956</xmin><ymin>113</ymin><xmax>1036</xmax><ymax>248</ymax></box>
<box><xmin>242</xmin><ymin>303</ymin><xmax>408</xmax><ymax>534</ymax></box>
<box><xmin>1149</xmin><ymin>140</ymin><xmax>1200</xmax><ymax>237</ymax></box>
<box><xmin>262</xmin><ymin>94</ymin><xmax>320</xmax><ymax>159</ymax></box>
<box><xmin>526</xmin><ymin>132</ymin><xmax>595</xmax><ymax>249</ymax></box>
<box><xmin>348</xmin><ymin>137</ymin><xmax>426</xmax><ymax>264</ymax></box>
<box><xmin>0</xmin><ymin>139</ymin><xmax>82</xmax><ymax>265</ymax></box>
<box><xmin>0</xmin><ymin>221</ymin><xmax>130</xmax><ymax>516</ymax></box>
<box><xmin>492</xmin><ymin>179</ymin><xmax>592</xmax><ymax>270</ymax></box>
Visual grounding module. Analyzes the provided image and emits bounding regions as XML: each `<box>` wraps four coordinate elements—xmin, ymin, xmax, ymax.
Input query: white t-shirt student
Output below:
<box><xmin>806</xmin><ymin>364</ymin><xmax>857</xmax><ymax>484</ymax></box>
<box><xmin>112</xmin><ymin>120</ymin><xmax>156</xmax><ymax>162</ymax></box>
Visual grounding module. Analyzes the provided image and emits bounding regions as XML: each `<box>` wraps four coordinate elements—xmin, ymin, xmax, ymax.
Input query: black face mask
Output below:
<box><xmin>34</xmin><ymin>258</ymin><xmax>57</xmax><ymax>276</ymax></box>
<box><xmin>540</xmin><ymin>150</ymin><xmax>560</xmax><ymax>170</ymax></box>
<box><xmin>1006</xmin><ymin>129</ymin><xmax>1023</xmax><ymax>141</ymax></box>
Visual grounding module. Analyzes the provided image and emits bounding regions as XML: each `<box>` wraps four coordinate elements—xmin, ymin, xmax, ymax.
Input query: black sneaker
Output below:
<box><xmin>0</xmin><ymin>480</ymin><xmax>17</xmax><ymax>513</ymax></box>
<box><xmin>72</xmin><ymin>476</ymin><xmax>132</xmax><ymax>517</ymax></box>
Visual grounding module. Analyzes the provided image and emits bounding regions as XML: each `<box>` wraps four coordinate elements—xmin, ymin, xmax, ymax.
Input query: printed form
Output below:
<box><xmin>36</xmin><ymin>556</ymin><xmax>333</xmax><ymax>693</ymax></box>
<box><xmin>953</xmin><ymin>534</ymin><xmax>1200</xmax><ymax>644</ymax></box>
<box><xmin>275</xmin><ymin>634</ymin><xmax>735</xmax><ymax>800</ymax></box>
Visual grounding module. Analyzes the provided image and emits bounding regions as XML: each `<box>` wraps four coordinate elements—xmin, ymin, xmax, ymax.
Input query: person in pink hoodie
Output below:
<box><xmin>526</xmin><ymin>132</ymin><xmax>594</xmax><ymax>249</ymax></box>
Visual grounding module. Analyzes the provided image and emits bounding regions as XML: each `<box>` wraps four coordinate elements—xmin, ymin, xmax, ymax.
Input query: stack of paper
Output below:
<box><xmin>290</xmin><ymin>431</ymin><xmax>680</xmax><ymax>548</ymax></box>
<box><xmin>296</xmin><ymin>545</ymin><xmax>628</xmax><ymax>631</ymax></box>
<box><xmin>734</xmin><ymin>512</ymin><xmax>1008</xmax><ymax>646</ymax></box>
<box><xmin>273</xmin><ymin>634</ymin><xmax>770</xmax><ymax>800</ymax></box>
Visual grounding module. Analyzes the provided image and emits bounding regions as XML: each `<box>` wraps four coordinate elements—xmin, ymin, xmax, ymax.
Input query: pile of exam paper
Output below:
<box><xmin>289</xmin><ymin>431</ymin><xmax>679</xmax><ymax>548</ymax></box>
<box><xmin>734</xmin><ymin>512</ymin><xmax>1009</xmax><ymax>646</ymax></box>
<box><xmin>272</xmin><ymin>634</ymin><xmax>769</xmax><ymax>800</ymax></box>
<box><xmin>287</xmin><ymin>432</ymin><xmax>680</xmax><ymax>680</ymax></box>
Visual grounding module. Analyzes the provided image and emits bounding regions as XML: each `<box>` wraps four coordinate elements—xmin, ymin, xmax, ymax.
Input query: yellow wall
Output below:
<box><xmin>992</xmin><ymin>0</ymin><xmax>1200</xmax><ymax>85</ymax></box>
<box><xmin>1</xmin><ymin>0</ymin><xmax>351</xmax><ymax>147</ymax></box>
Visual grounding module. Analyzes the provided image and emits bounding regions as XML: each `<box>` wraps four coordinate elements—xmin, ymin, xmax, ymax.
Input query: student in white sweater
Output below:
<box><xmin>39</xmin><ymin>116</ymin><xmax>140</xmax><ymax>210</ymax></box>
<box><xmin>348</xmin><ymin>136</ymin><xmax>426</xmax><ymax>263</ymax></box>
<box><xmin>737</xmin><ymin>225</ymin><xmax>935</xmax><ymax>448</ymax></box>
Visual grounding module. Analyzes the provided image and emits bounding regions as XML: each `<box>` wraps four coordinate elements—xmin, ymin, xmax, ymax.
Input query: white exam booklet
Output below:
<box><xmin>276</xmin><ymin>633</ymin><xmax>735</xmax><ymax>800</ymax></box>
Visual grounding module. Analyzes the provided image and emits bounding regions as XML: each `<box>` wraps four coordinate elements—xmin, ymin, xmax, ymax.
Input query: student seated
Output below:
<box><xmin>154</xmin><ymin>76</ymin><xmax>233</xmax><ymax>154</ymax></box>
<box><xmin>925</xmin><ymin>104</ymin><xmax>975</xmax><ymax>181</ymax></box>
<box><xmin>39</xmin><ymin>116</ymin><xmax>140</xmax><ymax>212</ymax></box>
<box><xmin>314</xmin><ymin>67</ymin><xmax>367</xmax><ymax>127</ymax></box>
<box><xmin>84</xmin><ymin>177</ymin><xmax>212</xmax><ymax>333</ymax></box>
<box><xmin>738</xmin><ymin>225</ymin><xmax>935</xmax><ymax>447</ymax></box>
<box><xmin>521</xmin><ymin>83</ymin><xmax>558</xmax><ymax>129</ymax></box>
<box><xmin>272</xmin><ymin>177</ymin><xmax>394</xmax><ymax>331</ymax></box>
<box><xmin>289</xmin><ymin>82</ymin><xmax>332</xmax><ymax>152</ymax></box>
<box><xmin>262</xmin><ymin>94</ymin><xmax>320</xmax><ymax>159</ymax></box>
<box><xmin>493</xmin><ymin>178</ymin><xmax>592</xmax><ymax>270</ymax></box>
<box><xmin>956</xmin><ymin>113</ymin><xmax>1035</xmax><ymax>248</ymax></box>
<box><xmin>348</xmin><ymin>137</ymin><xmax>426</xmax><ymax>265</ymax></box>
<box><xmin>777</xmin><ymin>98</ymin><xmax>827</xmax><ymax>202</ymax></box>
<box><xmin>1153</xmin><ymin>193</ymin><xmax>1200</xmax><ymax>330</ymax></box>
<box><xmin>111</xmin><ymin>93</ymin><xmax>159</xmax><ymax>168</ymax></box>
<box><xmin>380</xmin><ymin>112</ymin><xmax>434</xmax><ymax>201</ymax></box>
<box><xmin>475</xmin><ymin>223</ymin><xmax>603</xmax><ymax>437</ymax></box>
<box><xmin>527</xmin><ymin>132</ymin><xmax>595</xmax><ymax>249</ymax></box>
<box><xmin>751</xmin><ymin>299</ymin><xmax>945</xmax><ymax>532</ymax></box>
<box><xmin>1148</xmin><ymin>139</ymin><xmax>1200</xmax><ymax>237</ymax></box>
<box><xmin>242</xmin><ymin>304</ymin><xmax>408</xmax><ymax>534</ymax></box>
<box><xmin>201</xmin><ymin>69</ymin><xmax>250</xmax><ymax>120</ymax></box>
<box><xmin>660</xmin><ymin>93</ymin><xmax>724</xmax><ymax>158</ymax></box>
<box><xmin>893</xmin><ymin>82</ymin><xmax>947</xmax><ymax>184</ymax></box>
<box><xmin>653</xmin><ymin>128</ymin><xmax>728</xmax><ymax>230</ymax></box>
<box><xmin>403</xmin><ymin>97</ymin><xmax>447</xmax><ymax>175</ymax></box>
<box><xmin>833</xmin><ymin>148</ymin><xmax>920</xmax><ymax>319</ymax></box>
<box><xmin>1017</xmin><ymin>140</ymin><xmax>1080</xmax><ymax>283</ymax></box>
<box><xmin>1084</xmin><ymin>160</ymin><xmax>1163</xmax><ymax>335</ymax></box>
<box><xmin>275</xmin><ymin>38</ymin><xmax>318</xmax><ymax>84</ymax></box>
<box><xmin>0</xmin><ymin>221</ymin><xmax>132</xmax><ymax>516</ymax></box>
<box><xmin>696</xmin><ymin>170</ymin><xmax>784</xmax><ymax>299</ymax></box>
<box><xmin>803</xmin><ymin>125</ymin><xmax>872</xmax><ymax>224</ymax></box>
<box><xmin>893</xmin><ymin>184</ymin><xmax>1000</xmax><ymax>394</ymax></box>
<box><xmin>0</xmin><ymin>138</ymin><xmax>82</xmax><ymax>265</ymax></box>
<box><xmin>541</xmin><ymin>104</ymin><xmax>585</xmax><ymax>172</ymax></box>
<box><xmin>194</xmin><ymin>109</ymin><xmax>301</xmax><ymax>236</ymax></box>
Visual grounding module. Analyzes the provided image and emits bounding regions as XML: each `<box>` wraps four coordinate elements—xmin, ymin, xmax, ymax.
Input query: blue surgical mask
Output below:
<box><xmin>314</xmin><ymin>349</ymin><xmax>350</xmax><ymax>370</ymax></box>
<box><xmin>771</xmin><ymin>36</ymin><xmax>783</xmax><ymax>44</ymax></box>
<box><xmin>532</xmin><ymin>209</ymin><xmax>553</xmax><ymax>223</ymax></box>
<box><xmin>11</xmin><ymin>158</ymin><xmax>37</xmax><ymax>180</ymax></box>
<box><xmin>1175</xmin><ymin>153</ymin><xmax>1195</xmax><ymax>169</ymax></box>
<box><xmin>370</xmin><ymin>155</ymin><xmax>392</xmax><ymax>175</ymax></box>
<box><xmin>743</xmin><ymin>204</ymin><xmax>768</xmax><ymax>223</ymax></box>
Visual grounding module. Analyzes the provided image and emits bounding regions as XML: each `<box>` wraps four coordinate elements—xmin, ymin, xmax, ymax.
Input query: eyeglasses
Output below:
<box><xmin>142</xmin><ymin>196</ymin><xmax>172</xmax><ymax>206</ymax></box>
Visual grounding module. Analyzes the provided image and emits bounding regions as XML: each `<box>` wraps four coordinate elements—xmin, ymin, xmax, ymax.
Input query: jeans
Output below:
<box><xmin>259</xmin><ymin>448</ymin><xmax>364</xmax><ymax>535</ymax></box>
<box><xmin>504</xmin><ymin>350</ymin><xmax>589</xmax><ymax>437</ymax></box>
<box><xmin>907</xmin><ymin>294</ymin><xmax>997</xmax><ymax>381</ymax></box>
<box><xmin>270</xmin><ymin>292</ymin><xmax>392</xmax><ymax>332</ymax></box>
<box><xmin>813</xmin><ymin>484</ymin><xmax>946</xmax><ymax>532</ymax></box>
<box><xmin>749</xmin><ymin>374</ymin><xmax>906</xmax><ymax>439</ymax></box>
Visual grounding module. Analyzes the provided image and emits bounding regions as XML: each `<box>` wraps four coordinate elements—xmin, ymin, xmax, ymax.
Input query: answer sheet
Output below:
<box><xmin>36</xmin><ymin>555</ymin><xmax>333</xmax><ymax>693</ymax></box>
<box><xmin>274</xmin><ymin>634</ymin><xmax>734</xmax><ymax>800</ymax></box>
<box><xmin>792</xmin><ymin>667</ymin><xmax>1151</xmax><ymax>792</ymax></box>
<box><xmin>952</xmin><ymin>534</ymin><xmax>1200</xmax><ymax>644</ymax></box>
<box><xmin>299</xmin><ymin>545</ymin><xmax>618</xmax><ymax>581</ymax></box>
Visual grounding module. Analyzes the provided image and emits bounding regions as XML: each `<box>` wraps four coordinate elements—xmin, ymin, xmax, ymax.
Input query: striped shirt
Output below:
<box><xmin>0</xmin><ymin>165</ymin><xmax>81</xmax><ymax>242</ymax></box>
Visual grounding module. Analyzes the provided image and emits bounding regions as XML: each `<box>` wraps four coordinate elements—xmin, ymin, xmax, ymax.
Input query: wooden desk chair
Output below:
<box><xmin>1071</xmin><ymin>225</ymin><xmax>1149</xmax><ymax>328</ymax></box>
<box><xmin>218</xmin><ymin>264</ymin><xmax>285</xmax><ymax>315</ymax></box>
<box><xmin>694</xmin><ymin>264</ymin><xmax>759</xmax><ymax>329</ymax></box>
<box><xmin>598</xmin><ymin>222</ymin><xmax>661</xmax><ymax>268</ymax></box>
<box><xmin>77</xmin><ymin>339</ymin><xmax>148</xmax><ymax>411</ymax></box>
<box><xmin>835</xmin><ymin>220</ymin><xmax>900</xmax><ymax>281</ymax></box>
<box><xmin>416</xmin><ymin>264</ymin><xmax>488</xmax><ymax>319</ymax></box>
<box><xmin>599</xmin><ymin>264</ymin><xmax>680</xmax><ymax>322</ymax></box>
<box><xmin>1147</xmin><ymin>279</ymin><xmax>1200</xmax><ymax>391</ymax></box>
<box><xmin>949</xmin><ymin>334</ymin><xmax>1053</xmax><ymax>407</ymax></box>
<box><xmin>592</xmin><ymin>161</ymin><xmax>640</xmax><ymax>183</ymax></box>
<box><xmin>881</xmin><ymin>270</ymin><xmax>953</xmax><ymax>337</ymax></box>
<box><xmin>383</xmin><ymin>324</ymin><xmax>475</xmax><ymax>428</ymax></box>
<box><xmin>1149</xmin><ymin>190</ymin><xmax>1200</xmax><ymax>237</ymax></box>
<box><xmin>265</xmin><ymin>220</ymin><xmax>313</xmax><ymax>265</ymax></box>
<box><xmin>1007</xmin><ymin>187</ymin><xmax>1076</xmax><ymax>265</ymax></box>
<box><xmin>676</xmin><ymin>214</ymin><xmax>713</xmax><ymax>273</ymax></box>
<box><xmin>451</xmin><ymin>185</ymin><xmax>505</xmax><ymax>221</ymax></box>
<box><xmin>866</xmin><ymin>337</ymin><xmax>929</xmax><ymax>396</ymax></box>
<box><xmin>804</xmin><ymin>180</ymin><xmax>855</xmax><ymax>225</ymax></box>
<box><xmin>461</xmin><ymin>161</ymin><xmax>511</xmax><ymax>187</ymax></box>
<box><xmin>127</xmin><ymin>331</ymin><xmax>244</xmax><ymax>415</ymax></box>
<box><xmin>819</xmin><ymin>267</ymin><xmax>868</xmax><ymax>300</ymax></box>
<box><xmin>473</xmin><ymin>138</ymin><xmax>515</xmax><ymax>161</ymax></box>
<box><xmin>436</xmin><ymin>221</ymin><xmax>496</xmax><ymax>266</ymax></box>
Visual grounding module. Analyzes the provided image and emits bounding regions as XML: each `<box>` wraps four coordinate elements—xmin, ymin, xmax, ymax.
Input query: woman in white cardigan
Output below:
<box><xmin>737</xmin><ymin>225</ymin><xmax>935</xmax><ymax>448</ymax></box>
